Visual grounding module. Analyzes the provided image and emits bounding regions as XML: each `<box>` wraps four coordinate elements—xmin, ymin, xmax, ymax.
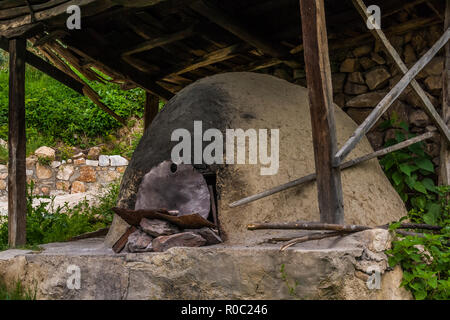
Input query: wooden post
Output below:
<box><xmin>299</xmin><ymin>0</ymin><xmax>344</xmax><ymax>224</ymax></box>
<box><xmin>440</xmin><ymin>0</ymin><xmax>450</xmax><ymax>187</ymax></box>
<box><xmin>144</xmin><ymin>93</ymin><xmax>159</xmax><ymax>131</ymax></box>
<box><xmin>8</xmin><ymin>37</ymin><xmax>27</xmax><ymax>247</ymax></box>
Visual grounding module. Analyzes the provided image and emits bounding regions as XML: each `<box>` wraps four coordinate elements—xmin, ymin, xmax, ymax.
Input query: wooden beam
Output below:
<box><xmin>229</xmin><ymin>132</ymin><xmax>437</xmax><ymax>208</ymax></box>
<box><xmin>161</xmin><ymin>43</ymin><xmax>249</xmax><ymax>79</ymax></box>
<box><xmin>300</xmin><ymin>0</ymin><xmax>344</xmax><ymax>224</ymax></box>
<box><xmin>335</xmin><ymin>28</ymin><xmax>450</xmax><ymax>166</ymax></box>
<box><xmin>40</xmin><ymin>44</ymin><xmax>127</xmax><ymax>125</ymax></box>
<box><xmin>352</xmin><ymin>0</ymin><xmax>450</xmax><ymax>145</ymax></box>
<box><xmin>144</xmin><ymin>93</ymin><xmax>159</xmax><ymax>131</ymax></box>
<box><xmin>122</xmin><ymin>26</ymin><xmax>196</xmax><ymax>57</ymax></box>
<box><xmin>191</xmin><ymin>0</ymin><xmax>298</xmax><ymax>67</ymax></box>
<box><xmin>63</xmin><ymin>37</ymin><xmax>175</xmax><ymax>101</ymax></box>
<box><xmin>290</xmin><ymin>16</ymin><xmax>440</xmax><ymax>55</ymax></box>
<box><xmin>0</xmin><ymin>0</ymin><xmax>69</xmax><ymax>20</ymax></box>
<box><xmin>440</xmin><ymin>0</ymin><xmax>450</xmax><ymax>187</ymax></box>
<box><xmin>0</xmin><ymin>0</ymin><xmax>111</xmax><ymax>33</ymax></box>
<box><xmin>8</xmin><ymin>37</ymin><xmax>27</xmax><ymax>248</ymax></box>
<box><xmin>0</xmin><ymin>37</ymin><xmax>84</xmax><ymax>95</ymax></box>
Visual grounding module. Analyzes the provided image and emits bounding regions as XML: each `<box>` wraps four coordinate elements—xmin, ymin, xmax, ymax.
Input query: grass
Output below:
<box><xmin>0</xmin><ymin>181</ymin><xmax>120</xmax><ymax>251</ymax></box>
<box><xmin>0</xmin><ymin>280</ymin><xmax>36</xmax><ymax>300</ymax></box>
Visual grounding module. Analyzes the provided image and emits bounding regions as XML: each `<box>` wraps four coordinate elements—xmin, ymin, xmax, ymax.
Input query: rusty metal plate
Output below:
<box><xmin>135</xmin><ymin>160</ymin><xmax>210</xmax><ymax>219</ymax></box>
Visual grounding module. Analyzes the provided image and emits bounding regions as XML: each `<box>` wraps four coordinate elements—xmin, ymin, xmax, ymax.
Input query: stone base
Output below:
<box><xmin>0</xmin><ymin>230</ymin><xmax>412</xmax><ymax>300</ymax></box>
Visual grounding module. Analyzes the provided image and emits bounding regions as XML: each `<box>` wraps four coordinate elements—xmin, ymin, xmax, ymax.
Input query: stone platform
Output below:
<box><xmin>0</xmin><ymin>229</ymin><xmax>411</xmax><ymax>300</ymax></box>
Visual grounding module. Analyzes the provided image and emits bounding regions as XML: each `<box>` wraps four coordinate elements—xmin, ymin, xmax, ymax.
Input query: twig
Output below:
<box><xmin>279</xmin><ymin>231</ymin><xmax>347</xmax><ymax>251</ymax></box>
<box><xmin>248</xmin><ymin>221</ymin><xmax>443</xmax><ymax>232</ymax></box>
<box><xmin>248</xmin><ymin>221</ymin><xmax>372</xmax><ymax>232</ymax></box>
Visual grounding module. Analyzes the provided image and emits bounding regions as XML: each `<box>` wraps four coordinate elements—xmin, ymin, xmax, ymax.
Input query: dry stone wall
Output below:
<box><xmin>264</xmin><ymin>24</ymin><xmax>445</xmax><ymax>174</ymax></box>
<box><xmin>0</xmin><ymin>146</ymin><xmax>128</xmax><ymax>197</ymax></box>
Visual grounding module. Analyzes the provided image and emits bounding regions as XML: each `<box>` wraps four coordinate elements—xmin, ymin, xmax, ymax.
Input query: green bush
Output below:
<box><xmin>379</xmin><ymin>118</ymin><xmax>438</xmax><ymax>211</ymax></box>
<box><xmin>380</xmin><ymin>118</ymin><xmax>450</xmax><ymax>300</ymax></box>
<box><xmin>387</xmin><ymin>186</ymin><xmax>450</xmax><ymax>300</ymax></box>
<box><xmin>0</xmin><ymin>181</ymin><xmax>119</xmax><ymax>251</ymax></box>
<box><xmin>0</xmin><ymin>63</ymin><xmax>146</xmax><ymax>147</ymax></box>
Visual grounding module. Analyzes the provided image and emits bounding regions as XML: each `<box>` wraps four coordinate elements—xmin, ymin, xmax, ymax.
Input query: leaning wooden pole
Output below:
<box><xmin>300</xmin><ymin>0</ymin><xmax>344</xmax><ymax>224</ymax></box>
<box><xmin>8</xmin><ymin>37</ymin><xmax>27</xmax><ymax>247</ymax></box>
<box><xmin>229</xmin><ymin>131</ymin><xmax>436</xmax><ymax>207</ymax></box>
<box><xmin>440</xmin><ymin>0</ymin><xmax>450</xmax><ymax>187</ymax></box>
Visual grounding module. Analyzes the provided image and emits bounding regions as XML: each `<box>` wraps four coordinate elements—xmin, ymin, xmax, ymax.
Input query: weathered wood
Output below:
<box><xmin>352</xmin><ymin>0</ymin><xmax>450</xmax><ymax>145</ymax></box>
<box><xmin>229</xmin><ymin>132</ymin><xmax>437</xmax><ymax>208</ymax></box>
<box><xmin>191</xmin><ymin>1</ymin><xmax>291</xmax><ymax>60</ymax></box>
<box><xmin>0</xmin><ymin>0</ymin><xmax>69</xmax><ymax>20</ymax></box>
<box><xmin>62</xmin><ymin>38</ymin><xmax>175</xmax><ymax>101</ymax></box>
<box><xmin>143</xmin><ymin>93</ymin><xmax>159</xmax><ymax>131</ymax></box>
<box><xmin>249</xmin><ymin>221</ymin><xmax>442</xmax><ymax>232</ymax></box>
<box><xmin>300</xmin><ymin>0</ymin><xmax>344</xmax><ymax>224</ymax></box>
<box><xmin>248</xmin><ymin>221</ymin><xmax>371</xmax><ymax>232</ymax></box>
<box><xmin>290</xmin><ymin>16</ymin><xmax>439</xmax><ymax>55</ymax></box>
<box><xmin>68</xmin><ymin>227</ymin><xmax>109</xmax><ymax>241</ymax></box>
<box><xmin>0</xmin><ymin>37</ymin><xmax>84</xmax><ymax>95</ymax></box>
<box><xmin>0</xmin><ymin>0</ymin><xmax>109</xmax><ymax>32</ymax></box>
<box><xmin>110</xmin><ymin>0</ymin><xmax>169</xmax><ymax>7</ymax></box>
<box><xmin>122</xmin><ymin>26</ymin><xmax>196</xmax><ymax>56</ymax></box>
<box><xmin>161</xmin><ymin>43</ymin><xmax>249</xmax><ymax>79</ymax></box>
<box><xmin>1</xmin><ymin>22</ymin><xmax>44</xmax><ymax>39</ymax></box>
<box><xmin>440</xmin><ymin>0</ymin><xmax>450</xmax><ymax>187</ymax></box>
<box><xmin>335</xmin><ymin>28</ymin><xmax>450</xmax><ymax>166</ymax></box>
<box><xmin>112</xmin><ymin>226</ymin><xmax>137</xmax><ymax>253</ymax></box>
<box><xmin>32</xmin><ymin>30</ymin><xmax>69</xmax><ymax>47</ymax></box>
<box><xmin>8</xmin><ymin>37</ymin><xmax>27</xmax><ymax>248</ymax></box>
<box><xmin>280</xmin><ymin>231</ymin><xmax>347</xmax><ymax>251</ymax></box>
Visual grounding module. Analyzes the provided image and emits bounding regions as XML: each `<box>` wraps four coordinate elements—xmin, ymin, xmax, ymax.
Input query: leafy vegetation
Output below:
<box><xmin>0</xmin><ymin>279</ymin><xmax>36</xmax><ymax>300</ymax></box>
<box><xmin>0</xmin><ymin>51</ymin><xmax>146</xmax><ymax>151</ymax></box>
<box><xmin>379</xmin><ymin>118</ymin><xmax>438</xmax><ymax>211</ymax></box>
<box><xmin>387</xmin><ymin>187</ymin><xmax>449</xmax><ymax>300</ymax></box>
<box><xmin>0</xmin><ymin>181</ymin><xmax>119</xmax><ymax>251</ymax></box>
<box><xmin>380</xmin><ymin>117</ymin><xmax>449</xmax><ymax>300</ymax></box>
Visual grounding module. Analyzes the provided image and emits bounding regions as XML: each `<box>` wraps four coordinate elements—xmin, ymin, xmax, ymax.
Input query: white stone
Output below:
<box><xmin>56</xmin><ymin>165</ymin><xmax>74</xmax><ymax>181</ymax></box>
<box><xmin>0</xmin><ymin>138</ymin><xmax>7</xmax><ymax>149</ymax></box>
<box><xmin>26</xmin><ymin>170</ymin><xmax>34</xmax><ymax>176</ymax></box>
<box><xmin>86</xmin><ymin>160</ymin><xmax>99</xmax><ymax>167</ymax></box>
<box><xmin>72</xmin><ymin>152</ymin><xmax>84</xmax><ymax>159</ymax></box>
<box><xmin>0</xmin><ymin>165</ymin><xmax>7</xmax><ymax>173</ymax></box>
<box><xmin>99</xmin><ymin>155</ymin><xmax>110</xmax><ymax>167</ymax></box>
<box><xmin>109</xmin><ymin>155</ymin><xmax>128</xmax><ymax>166</ymax></box>
<box><xmin>51</xmin><ymin>161</ymin><xmax>61</xmax><ymax>169</ymax></box>
<box><xmin>34</xmin><ymin>146</ymin><xmax>55</xmax><ymax>160</ymax></box>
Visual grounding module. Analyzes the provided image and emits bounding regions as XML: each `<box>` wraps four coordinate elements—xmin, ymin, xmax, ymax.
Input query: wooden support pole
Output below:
<box><xmin>144</xmin><ymin>93</ymin><xmax>159</xmax><ymax>131</ymax></box>
<box><xmin>300</xmin><ymin>0</ymin><xmax>344</xmax><ymax>224</ymax></box>
<box><xmin>8</xmin><ymin>37</ymin><xmax>27</xmax><ymax>247</ymax></box>
<box><xmin>440</xmin><ymin>0</ymin><xmax>450</xmax><ymax>187</ymax></box>
<box><xmin>335</xmin><ymin>28</ymin><xmax>450</xmax><ymax>166</ymax></box>
<box><xmin>229</xmin><ymin>131</ymin><xmax>437</xmax><ymax>208</ymax></box>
